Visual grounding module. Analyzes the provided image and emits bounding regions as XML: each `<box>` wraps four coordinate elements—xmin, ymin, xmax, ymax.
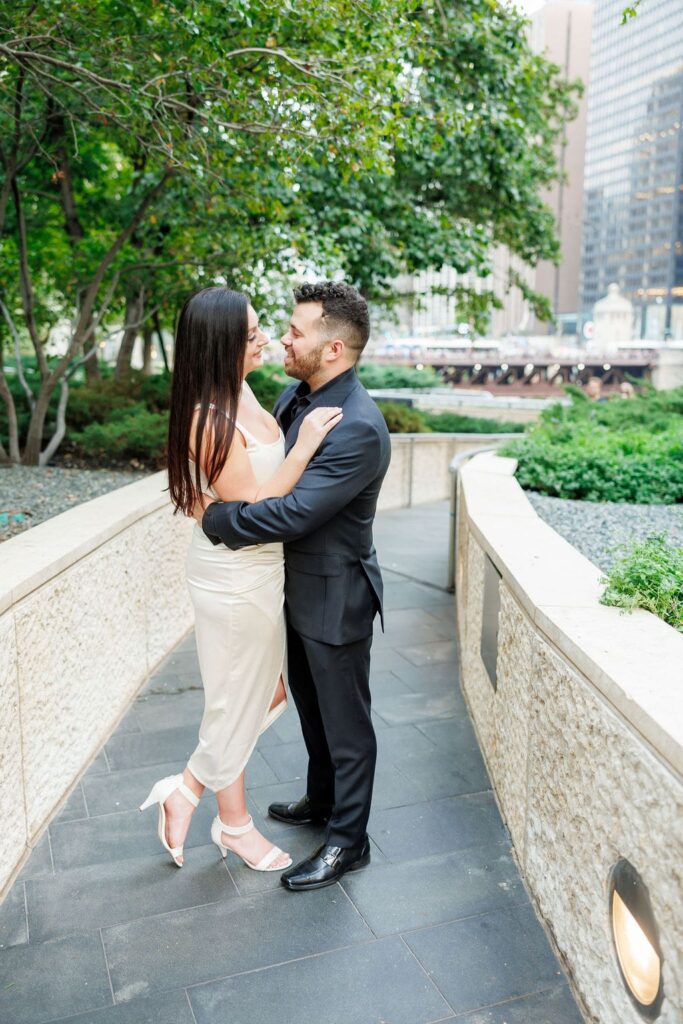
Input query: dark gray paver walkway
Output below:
<box><xmin>0</xmin><ymin>503</ymin><xmax>583</xmax><ymax>1024</ymax></box>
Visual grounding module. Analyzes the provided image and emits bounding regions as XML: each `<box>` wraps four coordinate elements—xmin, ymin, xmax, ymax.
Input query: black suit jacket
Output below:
<box><xmin>202</xmin><ymin>367</ymin><xmax>391</xmax><ymax>645</ymax></box>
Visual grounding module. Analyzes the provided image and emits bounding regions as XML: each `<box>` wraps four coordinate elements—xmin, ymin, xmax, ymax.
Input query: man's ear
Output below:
<box><xmin>326</xmin><ymin>339</ymin><xmax>346</xmax><ymax>362</ymax></box>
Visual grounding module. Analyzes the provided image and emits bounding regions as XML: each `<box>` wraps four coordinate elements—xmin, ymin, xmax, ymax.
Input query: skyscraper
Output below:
<box><xmin>580</xmin><ymin>0</ymin><xmax>683</xmax><ymax>340</ymax></box>
<box><xmin>528</xmin><ymin>0</ymin><xmax>593</xmax><ymax>336</ymax></box>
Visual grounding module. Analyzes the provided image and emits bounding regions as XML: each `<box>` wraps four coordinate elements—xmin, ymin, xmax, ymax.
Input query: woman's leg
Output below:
<box><xmin>268</xmin><ymin>674</ymin><xmax>287</xmax><ymax>713</ymax></box>
<box><xmin>215</xmin><ymin>770</ymin><xmax>290</xmax><ymax>869</ymax></box>
<box><xmin>163</xmin><ymin>768</ymin><xmax>204</xmax><ymax>865</ymax></box>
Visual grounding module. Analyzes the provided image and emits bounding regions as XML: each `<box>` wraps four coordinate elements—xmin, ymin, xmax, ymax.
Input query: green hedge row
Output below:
<box><xmin>501</xmin><ymin>384</ymin><xmax>683</xmax><ymax>504</ymax></box>
<box><xmin>377</xmin><ymin>402</ymin><xmax>523</xmax><ymax>435</ymax></box>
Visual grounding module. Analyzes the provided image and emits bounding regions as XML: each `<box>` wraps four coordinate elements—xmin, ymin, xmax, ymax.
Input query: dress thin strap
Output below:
<box><xmin>195</xmin><ymin>403</ymin><xmax>281</xmax><ymax>446</ymax></box>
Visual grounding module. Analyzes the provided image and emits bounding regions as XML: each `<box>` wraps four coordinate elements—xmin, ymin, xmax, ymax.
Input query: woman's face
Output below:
<box><xmin>242</xmin><ymin>305</ymin><xmax>270</xmax><ymax>377</ymax></box>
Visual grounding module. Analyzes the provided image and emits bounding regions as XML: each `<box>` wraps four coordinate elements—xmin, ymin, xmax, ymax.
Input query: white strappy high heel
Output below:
<box><xmin>139</xmin><ymin>774</ymin><xmax>200</xmax><ymax>867</ymax></box>
<box><xmin>210</xmin><ymin>814</ymin><xmax>292</xmax><ymax>872</ymax></box>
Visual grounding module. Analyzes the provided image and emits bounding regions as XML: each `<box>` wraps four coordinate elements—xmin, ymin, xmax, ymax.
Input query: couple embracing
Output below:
<box><xmin>139</xmin><ymin>281</ymin><xmax>391</xmax><ymax>891</ymax></box>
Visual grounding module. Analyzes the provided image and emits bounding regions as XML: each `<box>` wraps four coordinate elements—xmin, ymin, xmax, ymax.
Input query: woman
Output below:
<box><xmin>140</xmin><ymin>286</ymin><xmax>342</xmax><ymax>872</ymax></box>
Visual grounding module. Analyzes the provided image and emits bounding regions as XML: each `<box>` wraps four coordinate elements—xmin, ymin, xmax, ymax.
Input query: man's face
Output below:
<box><xmin>281</xmin><ymin>302</ymin><xmax>329</xmax><ymax>381</ymax></box>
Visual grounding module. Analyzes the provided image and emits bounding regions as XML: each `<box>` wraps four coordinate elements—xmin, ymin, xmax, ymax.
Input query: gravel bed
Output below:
<box><xmin>526</xmin><ymin>491</ymin><xmax>683</xmax><ymax>573</ymax></box>
<box><xmin>0</xmin><ymin>465</ymin><xmax>151</xmax><ymax>543</ymax></box>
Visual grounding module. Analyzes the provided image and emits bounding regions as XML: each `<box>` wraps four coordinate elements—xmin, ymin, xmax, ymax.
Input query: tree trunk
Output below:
<box><xmin>22</xmin><ymin>383</ymin><xmax>53</xmax><ymax>465</ymax></box>
<box><xmin>142</xmin><ymin>325</ymin><xmax>154</xmax><ymax>374</ymax></box>
<box><xmin>115</xmin><ymin>288</ymin><xmax>145</xmax><ymax>380</ymax></box>
<box><xmin>154</xmin><ymin>311</ymin><xmax>170</xmax><ymax>373</ymax></box>
<box><xmin>83</xmin><ymin>329</ymin><xmax>101</xmax><ymax>381</ymax></box>
<box><xmin>0</xmin><ymin>329</ymin><xmax>21</xmax><ymax>464</ymax></box>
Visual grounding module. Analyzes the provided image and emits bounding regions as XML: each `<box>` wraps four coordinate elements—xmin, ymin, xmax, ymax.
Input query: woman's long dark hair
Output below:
<box><xmin>167</xmin><ymin>286</ymin><xmax>249</xmax><ymax>516</ymax></box>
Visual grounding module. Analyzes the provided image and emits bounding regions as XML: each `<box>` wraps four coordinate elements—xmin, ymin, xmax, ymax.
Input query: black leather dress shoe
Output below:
<box><xmin>280</xmin><ymin>836</ymin><xmax>371</xmax><ymax>891</ymax></box>
<box><xmin>268</xmin><ymin>795</ymin><xmax>332</xmax><ymax>826</ymax></box>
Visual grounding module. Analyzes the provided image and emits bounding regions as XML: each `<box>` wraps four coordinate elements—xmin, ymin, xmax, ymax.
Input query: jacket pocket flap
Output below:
<box><xmin>287</xmin><ymin>551</ymin><xmax>342</xmax><ymax>576</ymax></box>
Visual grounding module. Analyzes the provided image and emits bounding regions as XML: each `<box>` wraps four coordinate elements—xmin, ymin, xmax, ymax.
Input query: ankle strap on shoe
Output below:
<box><xmin>177</xmin><ymin>780</ymin><xmax>200</xmax><ymax>808</ymax></box>
<box><xmin>217</xmin><ymin>814</ymin><xmax>253</xmax><ymax>836</ymax></box>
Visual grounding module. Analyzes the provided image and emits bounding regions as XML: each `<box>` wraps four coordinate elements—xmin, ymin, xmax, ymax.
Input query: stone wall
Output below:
<box><xmin>378</xmin><ymin>433</ymin><xmax>513</xmax><ymax>510</ymax></box>
<box><xmin>0</xmin><ymin>475</ymin><xmax>194</xmax><ymax>895</ymax></box>
<box><xmin>455</xmin><ymin>453</ymin><xmax>683</xmax><ymax>1024</ymax></box>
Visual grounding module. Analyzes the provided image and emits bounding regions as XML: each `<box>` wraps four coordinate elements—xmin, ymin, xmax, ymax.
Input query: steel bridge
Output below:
<box><xmin>373</xmin><ymin>351</ymin><xmax>656</xmax><ymax>389</ymax></box>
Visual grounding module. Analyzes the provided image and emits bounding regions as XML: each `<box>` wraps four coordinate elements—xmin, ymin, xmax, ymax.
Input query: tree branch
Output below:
<box><xmin>39</xmin><ymin>376</ymin><xmax>68</xmax><ymax>466</ymax></box>
<box><xmin>0</xmin><ymin>368</ymin><xmax>21</xmax><ymax>463</ymax></box>
<box><xmin>68</xmin><ymin>171</ymin><xmax>171</xmax><ymax>353</ymax></box>
<box><xmin>0</xmin><ymin>297</ymin><xmax>35</xmax><ymax>410</ymax></box>
<box><xmin>10</xmin><ymin>175</ymin><xmax>47</xmax><ymax>375</ymax></box>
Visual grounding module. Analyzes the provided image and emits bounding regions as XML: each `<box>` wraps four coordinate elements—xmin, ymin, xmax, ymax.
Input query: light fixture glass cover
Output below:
<box><xmin>609</xmin><ymin>859</ymin><xmax>663</xmax><ymax>1019</ymax></box>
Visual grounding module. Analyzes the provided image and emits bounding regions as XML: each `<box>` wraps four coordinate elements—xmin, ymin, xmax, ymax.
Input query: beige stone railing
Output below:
<box><xmin>454</xmin><ymin>452</ymin><xmax>683</xmax><ymax>1024</ymax></box>
<box><xmin>0</xmin><ymin>475</ymin><xmax>194</xmax><ymax>895</ymax></box>
<box><xmin>378</xmin><ymin>432</ymin><xmax>514</xmax><ymax>509</ymax></box>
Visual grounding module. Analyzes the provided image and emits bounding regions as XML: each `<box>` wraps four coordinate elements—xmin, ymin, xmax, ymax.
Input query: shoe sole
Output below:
<box><xmin>268</xmin><ymin>810</ymin><xmax>330</xmax><ymax>827</ymax></box>
<box><xmin>280</xmin><ymin>852</ymin><xmax>370</xmax><ymax>891</ymax></box>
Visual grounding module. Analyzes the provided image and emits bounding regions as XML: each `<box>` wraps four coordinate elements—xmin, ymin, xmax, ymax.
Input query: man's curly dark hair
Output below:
<box><xmin>293</xmin><ymin>280</ymin><xmax>370</xmax><ymax>360</ymax></box>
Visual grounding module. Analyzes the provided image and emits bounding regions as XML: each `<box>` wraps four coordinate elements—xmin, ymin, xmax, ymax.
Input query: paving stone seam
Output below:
<box><xmin>386</xmin><ymin>894</ymin><xmax>531</xmax><ymax>945</ymax></box>
<box><xmin>184</xmin><ymin>988</ymin><xmax>199</xmax><ymax>1024</ymax></box>
<box><xmin>398</xmin><ymin>933</ymin><xmax>457</xmax><ymax>1017</ymax></box>
<box><xmin>446</xmin><ymin>982</ymin><xmax>572</xmax><ymax>1020</ymax></box>
<box><xmin>368</xmin><ymin>705</ymin><xmax>391</xmax><ymax>726</ymax></box>
<box><xmin>182</xmin><ymin>932</ymin><xmax>402</xmax><ymax>997</ymax></box>
<box><xmin>380</xmin><ymin>566</ymin><xmax>452</xmax><ymax>593</ymax></box>
<box><xmin>98</xmin><ymin>927</ymin><xmax>116</xmax><ymax>1007</ymax></box>
<box><xmin>78</xmin><ymin>782</ymin><xmax>92</xmax><ymax>819</ymax></box>
<box><xmin>335</xmin><ymin>872</ymin><xmax>380</xmax><ymax>939</ymax></box>
<box><xmin>21</xmin><ymin>881</ymin><xmax>29</xmax><ymax>945</ymax></box>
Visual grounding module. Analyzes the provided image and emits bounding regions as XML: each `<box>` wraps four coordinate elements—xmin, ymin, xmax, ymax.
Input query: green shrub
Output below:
<box><xmin>246</xmin><ymin>365</ymin><xmax>290</xmax><ymax>412</ymax></box>
<box><xmin>358</xmin><ymin>362</ymin><xmax>440</xmax><ymax>390</ymax></box>
<box><xmin>139</xmin><ymin>372</ymin><xmax>172</xmax><ymax>411</ymax></box>
<box><xmin>600</xmin><ymin>534</ymin><xmax>683</xmax><ymax>632</ymax></box>
<box><xmin>377</xmin><ymin>402</ymin><xmax>431</xmax><ymax>433</ymax></box>
<box><xmin>377</xmin><ymin>401</ymin><xmax>527</xmax><ymax>435</ymax></box>
<box><xmin>66</xmin><ymin>371</ymin><xmax>171</xmax><ymax>432</ymax></box>
<box><xmin>422</xmin><ymin>411</ymin><xmax>524</xmax><ymax>434</ymax></box>
<box><xmin>66</xmin><ymin>379</ymin><xmax>142</xmax><ymax>431</ymax></box>
<box><xmin>72</xmin><ymin>407</ymin><xmax>169</xmax><ymax>463</ymax></box>
<box><xmin>502</xmin><ymin>386</ymin><xmax>683</xmax><ymax>503</ymax></box>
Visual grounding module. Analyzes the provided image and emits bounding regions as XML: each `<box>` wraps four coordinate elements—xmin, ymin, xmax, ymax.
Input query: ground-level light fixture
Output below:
<box><xmin>577</xmin><ymin>362</ymin><xmax>585</xmax><ymax>370</ymax></box>
<box><xmin>500</xmin><ymin>362</ymin><xmax>508</xmax><ymax>371</ymax></box>
<box><xmin>603</xmin><ymin>362</ymin><xmax>612</xmax><ymax>370</ymax></box>
<box><xmin>609</xmin><ymin>859</ymin><xmax>663</xmax><ymax>1019</ymax></box>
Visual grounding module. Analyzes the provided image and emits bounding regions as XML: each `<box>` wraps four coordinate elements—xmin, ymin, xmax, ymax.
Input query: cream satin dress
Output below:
<box><xmin>185</xmin><ymin>417</ymin><xmax>287</xmax><ymax>791</ymax></box>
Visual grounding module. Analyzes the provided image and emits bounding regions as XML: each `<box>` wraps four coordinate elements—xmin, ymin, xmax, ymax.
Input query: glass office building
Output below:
<box><xmin>580</xmin><ymin>0</ymin><xmax>683</xmax><ymax>340</ymax></box>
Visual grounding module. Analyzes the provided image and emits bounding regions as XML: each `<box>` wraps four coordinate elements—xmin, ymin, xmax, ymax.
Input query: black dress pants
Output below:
<box><xmin>286</xmin><ymin>622</ymin><xmax>376</xmax><ymax>848</ymax></box>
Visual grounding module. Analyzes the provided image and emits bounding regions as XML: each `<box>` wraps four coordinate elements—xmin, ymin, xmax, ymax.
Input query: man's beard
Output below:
<box><xmin>284</xmin><ymin>341</ymin><xmax>327</xmax><ymax>382</ymax></box>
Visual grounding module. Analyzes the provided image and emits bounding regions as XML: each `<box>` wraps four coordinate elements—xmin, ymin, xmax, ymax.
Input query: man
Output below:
<box><xmin>585</xmin><ymin>376</ymin><xmax>607</xmax><ymax>402</ymax></box>
<box><xmin>198</xmin><ymin>280</ymin><xmax>391</xmax><ymax>891</ymax></box>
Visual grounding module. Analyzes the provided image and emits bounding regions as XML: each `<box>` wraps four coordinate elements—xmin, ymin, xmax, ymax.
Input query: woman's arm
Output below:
<box><xmin>193</xmin><ymin>406</ymin><xmax>342</xmax><ymax>505</ymax></box>
<box><xmin>201</xmin><ymin>418</ymin><xmax>387</xmax><ymax>548</ymax></box>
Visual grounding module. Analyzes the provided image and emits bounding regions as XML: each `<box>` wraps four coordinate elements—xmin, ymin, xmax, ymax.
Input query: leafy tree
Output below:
<box><xmin>291</xmin><ymin>0</ymin><xmax>579</xmax><ymax>330</ymax></box>
<box><xmin>0</xmin><ymin>0</ymin><xmax>578</xmax><ymax>466</ymax></box>
<box><xmin>0</xmin><ymin>0</ymin><xmax>411</xmax><ymax>463</ymax></box>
